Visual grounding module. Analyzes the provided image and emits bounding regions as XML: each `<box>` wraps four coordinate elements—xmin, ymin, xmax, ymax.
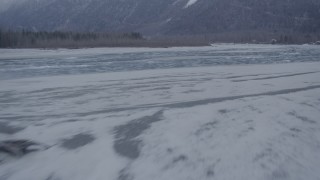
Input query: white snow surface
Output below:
<box><xmin>0</xmin><ymin>47</ymin><xmax>320</xmax><ymax>180</ymax></box>
<box><xmin>185</xmin><ymin>0</ymin><xmax>199</xmax><ymax>8</ymax></box>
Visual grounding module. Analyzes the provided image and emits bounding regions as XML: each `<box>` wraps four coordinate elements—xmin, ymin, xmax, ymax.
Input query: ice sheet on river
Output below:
<box><xmin>1</xmin><ymin>44</ymin><xmax>320</xmax><ymax>80</ymax></box>
<box><xmin>0</xmin><ymin>54</ymin><xmax>320</xmax><ymax>179</ymax></box>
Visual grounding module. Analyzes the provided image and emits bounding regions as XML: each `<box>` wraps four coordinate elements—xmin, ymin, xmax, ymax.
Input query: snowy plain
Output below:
<box><xmin>0</xmin><ymin>44</ymin><xmax>320</xmax><ymax>180</ymax></box>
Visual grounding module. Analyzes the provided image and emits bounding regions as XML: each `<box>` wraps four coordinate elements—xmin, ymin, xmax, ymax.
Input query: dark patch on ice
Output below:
<box><xmin>232</xmin><ymin>71</ymin><xmax>319</xmax><ymax>82</ymax></box>
<box><xmin>238</xmin><ymin>126</ymin><xmax>255</xmax><ymax>138</ymax></box>
<box><xmin>74</xmin><ymin>85</ymin><xmax>320</xmax><ymax>116</ymax></box>
<box><xmin>0</xmin><ymin>91</ymin><xmax>15</xmax><ymax>99</ymax></box>
<box><xmin>0</xmin><ymin>91</ymin><xmax>21</xmax><ymax>104</ymax></box>
<box><xmin>50</xmin><ymin>119</ymin><xmax>83</xmax><ymax>126</ymax></box>
<box><xmin>279</xmin><ymin>97</ymin><xmax>293</xmax><ymax>102</ymax></box>
<box><xmin>0</xmin><ymin>114</ymin><xmax>63</xmax><ymax>122</ymax></box>
<box><xmin>113</xmin><ymin>139</ymin><xmax>141</xmax><ymax>160</ymax></box>
<box><xmin>29</xmin><ymin>87</ymin><xmax>72</xmax><ymax>95</ymax></box>
<box><xmin>146</xmin><ymin>87</ymin><xmax>171</xmax><ymax>91</ymax></box>
<box><xmin>263</xmin><ymin>83</ymin><xmax>274</xmax><ymax>87</ymax></box>
<box><xmin>61</xmin><ymin>133</ymin><xmax>95</xmax><ymax>150</ymax></box>
<box><xmin>245</xmin><ymin>119</ymin><xmax>254</xmax><ymax>123</ymax></box>
<box><xmin>34</xmin><ymin>123</ymin><xmax>45</xmax><ymax>126</ymax></box>
<box><xmin>248</xmin><ymin>105</ymin><xmax>263</xmax><ymax>113</ymax></box>
<box><xmin>63</xmin><ymin>119</ymin><xmax>81</xmax><ymax>123</ymax></box>
<box><xmin>0</xmin><ymin>96</ymin><xmax>21</xmax><ymax>103</ymax></box>
<box><xmin>119</xmin><ymin>85</ymin><xmax>150</xmax><ymax>91</ymax></box>
<box><xmin>253</xmin><ymin>148</ymin><xmax>282</xmax><ymax>166</ymax></box>
<box><xmin>205</xmin><ymin>160</ymin><xmax>220</xmax><ymax>177</ymax></box>
<box><xmin>218</xmin><ymin>109</ymin><xmax>228</xmax><ymax>114</ymax></box>
<box><xmin>271</xmin><ymin>169</ymin><xmax>289</xmax><ymax>179</ymax></box>
<box><xmin>290</xmin><ymin>128</ymin><xmax>301</xmax><ymax>132</ymax></box>
<box><xmin>113</xmin><ymin>111</ymin><xmax>163</xmax><ymax>159</ymax></box>
<box><xmin>167</xmin><ymin>85</ymin><xmax>320</xmax><ymax>109</ymax></box>
<box><xmin>172</xmin><ymin>155</ymin><xmax>188</xmax><ymax>163</ymax></box>
<box><xmin>0</xmin><ymin>140</ymin><xmax>46</xmax><ymax>156</ymax></box>
<box><xmin>183</xmin><ymin>89</ymin><xmax>204</xmax><ymax>93</ymax></box>
<box><xmin>226</xmin><ymin>73</ymin><xmax>272</xmax><ymax>79</ymax></box>
<box><xmin>300</xmin><ymin>102</ymin><xmax>318</xmax><ymax>110</ymax></box>
<box><xmin>288</xmin><ymin>111</ymin><xmax>316</xmax><ymax>124</ymax></box>
<box><xmin>47</xmin><ymin>90</ymin><xmax>93</xmax><ymax>99</ymax></box>
<box><xmin>206</xmin><ymin>169</ymin><xmax>215</xmax><ymax>177</ymax></box>
<box><xmin>46</xmin><ymin>173</ymin><xmax>62</xmax><ymax>180</ymax></box>
<box><xmin>195</xmin><ymin>121</ymin><xmax>218</xmax><ymax>136</ymax></box>
<box><xmin>118</xmin><ymin>168</ymin><xmax>134</xmax><ymax>180</ymax></box>
<box><xmin>0</xmin><ymin>122</ymin><xmax>25</xmax><ymax>134</ymax></box>
<box><xmin>167</xmin><ymin>148</ymin><xmax>173</xmax><ymax>153</ymax></box>
<box><xmin>260</xmin><ymin>163</ymin><xmax>268</xmax><ymax>169</ymax></box>
<box><xmin>253</xmin><ymin>148</ymin><xmax>274</xmax><ymax>162</ymax></box>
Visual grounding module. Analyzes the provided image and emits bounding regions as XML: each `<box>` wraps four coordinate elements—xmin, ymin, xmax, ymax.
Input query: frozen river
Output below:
<box><xmin>1</xmin><ymin>44</ymin><xmax>320</xmax><ymax>180</ymax></box>
<box><xmin>1</xmin><ymin>44</ymin><xmax>320</xmax><ymax>80</ymax></box>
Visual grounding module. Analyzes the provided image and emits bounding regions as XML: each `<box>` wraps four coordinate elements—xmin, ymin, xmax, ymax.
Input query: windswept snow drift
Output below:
<box><xmin>0</xmin><ymin>46</ymin><xmax>320</xmax><ymax>180</ymax></box>
<box><xmin>184</xmin><ymin>0</ymin><xmax>199</xmax><ymax>8</ymax></box>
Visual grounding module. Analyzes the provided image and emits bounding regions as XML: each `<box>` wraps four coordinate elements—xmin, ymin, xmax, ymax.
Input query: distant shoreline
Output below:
<box><xmin>0</xmin><ymin>43</ymin><xmax>319</xmax><ymax>50</ymax></box>
<box><xmin>1</xmin><ymin>30</ymin><xmax>319</xmax><ymax>49</ymax></box>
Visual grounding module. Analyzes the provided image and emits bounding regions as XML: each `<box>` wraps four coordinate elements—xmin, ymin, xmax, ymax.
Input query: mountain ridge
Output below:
<box><xmin>0</xmin><ymin>0</ymin><xmax>320</xmax><ymax>36</ymax></box>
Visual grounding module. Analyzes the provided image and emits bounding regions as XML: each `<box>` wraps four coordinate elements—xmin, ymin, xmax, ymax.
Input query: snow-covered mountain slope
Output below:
<box><xmin>0</xmin><ymin>0</ymin><xmax>320</xmax><ymax>35</ymax></box>
<box><xmin>0</xmin><ymin>0</ymin><xmax>25</xmax><ymax>11</ymax></box>
<box><xmin>184</xmin><ymin>0</ymin><xmax>199</xmax><ymax>8</ymax></box>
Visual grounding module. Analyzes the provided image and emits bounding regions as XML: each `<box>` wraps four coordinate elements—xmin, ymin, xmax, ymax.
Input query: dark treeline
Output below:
<box><xmin>206</xmin><ymin>31</ymin><xmax>320</xmax><ymax>44</ymax></box>
<box><xmin>153</xmin><ymin>31</ymin><xmax>320</xmax><ymax>46</ymax></box>
<box><xmin>0</xmin><ymin>29</ymin><xmax>319</xmax><ymax>48</ymax></box>
<box><xmin>0</xmin><ymin>29</ymin><xmax>210</xmax><ymax>48</ymax></box>
<box><xmin>0</xmin><ymin>30</ymin><xmax>145</xmax><ymax>48</ymax></box>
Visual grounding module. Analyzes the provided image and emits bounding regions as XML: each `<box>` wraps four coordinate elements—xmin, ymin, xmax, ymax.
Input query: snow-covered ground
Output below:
<box><xmin>1</xmin><ymin>46</ymin><xmax>320</xmax><ymax>180</ymax></box>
